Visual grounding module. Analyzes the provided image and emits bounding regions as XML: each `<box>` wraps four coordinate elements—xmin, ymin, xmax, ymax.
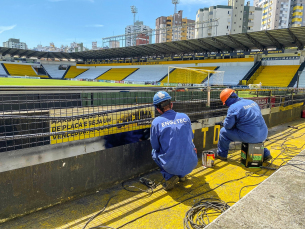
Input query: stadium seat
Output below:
<box><xmin>161</xmin><ymin>67</ymin><xmax>217</xmax><ymax>84</ymax></box>
<box><xmin>252</xmin><ymin>65</ymin><xmax>299</xmax><ymax>87</ymax></box>
<box><xmin>64</xmin><ymin>66</ymin><xmax>88</xmax><ymax>79</ymax></box>
<box><xmin>75</xmin><ymin>67</ymin><xmax>111</xmax><ymax>79</ymax></box>
<box><xmin>43</xmin><ymin>64</ymin><xmax>67</xmax><ymax>78</ymax></box>
<box><xmin>296</xmin><ymin>70</ymin><xmax>305</xmax><ymax>88</ymax></box>
<box><xmin>124</xmin><ymin>66</ymin><xmax>169</xmax><ymax>82</ymax></box>
<box><xmin>96</xmin><ymin>68</ymin><xmax>139</xmax><ymax>81</ymax></box>
<box><xmin>3</xmin><ymin>63</ymin><xmax>38</xmax><ymax>77</ymax></box>
<box><xmin>0</xmin><ymin>64</ymin><xmax>7</xmax><ymax>76</ymax></box>
<box><xmin>215</xmin><ymin>65</ymin><xmax>254</xmax><ymax>86</ymax></box>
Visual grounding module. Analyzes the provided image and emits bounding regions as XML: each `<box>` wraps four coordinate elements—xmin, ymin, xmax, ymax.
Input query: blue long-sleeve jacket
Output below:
<box><xmin>223</xmin><ymin>98</ymin><xmax>268</xmax><ymax>142</ymax></box>
<box><xmin>150</xmin><ymin>110</ymin><xmax>198</xmax><ymax>176</ymax></box>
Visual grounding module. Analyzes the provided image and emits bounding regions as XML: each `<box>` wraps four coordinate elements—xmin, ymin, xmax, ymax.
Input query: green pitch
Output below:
<box><xmin>0</xmin><ymin>78</ymin><xmax>155</xmax><ymax>87</ymax></box>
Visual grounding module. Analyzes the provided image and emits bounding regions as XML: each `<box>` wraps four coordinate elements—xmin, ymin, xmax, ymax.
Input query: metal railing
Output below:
<box><xmin>0</xmin><ymin>87</ymin><xmax>304</xmax><ymax>153</ymax></box>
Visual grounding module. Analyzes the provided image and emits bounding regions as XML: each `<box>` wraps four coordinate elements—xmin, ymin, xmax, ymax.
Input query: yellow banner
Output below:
<box><xmin>50</xmin><ymin>107</ymin><xmax>155</xmax><ymax>144</ymax></box>
<box><xmin>280</xmin><ymin>102</ymin><xmax>304</xmax><ymax>111</ymax></box>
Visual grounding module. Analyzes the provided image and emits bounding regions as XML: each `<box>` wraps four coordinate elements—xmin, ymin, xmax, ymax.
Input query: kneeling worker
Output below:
<box><xmin>150</xmin><ymin>91</ymin><xmax>198</xmax><ymax>191</ymax></box>
<box><xmin>216</xmin><ymin>88</ymin><xmax>272</xmax><ymax>161</ymax></box>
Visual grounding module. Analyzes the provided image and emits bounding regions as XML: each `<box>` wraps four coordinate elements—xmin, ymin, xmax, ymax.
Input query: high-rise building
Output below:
<box><xmin>3</xmin><ymin>38</ymin><xmax>28</xmax><ymax>49</ymax></box>
<box><xmin>136</xmin><ymin>33</ymin><xmax>150</xmax><ymax>45</ymax></box>
<box><xmin>155</xmin><ymin>10</ymin><xmax>195</xmax><ymax>43</ymax></box>
<box><xmin>69</xmin><ymin>42</ymin><xmax>86</xmax><ymax>52</ymax></box>
<box><xmin>92</xmin><ymin>41</ymin><xmax>98</xmax><ymax>50</ymax></box>
<box><xmin>290</xmin><ymin>1</ymin><xmax>305</xmax><ymax>27</ymax></box>
<box><xmin>254</xmin><ymin>0</ymin><xmax>289</xmax><ymax>30</ymax></box>
<box><xmin>229</xmin><ymin>0</ymin><xmax>244</xmax><ymax>33</ymax></box>
<box><xmin>289</xmin><ymin>0</ymin><xmax>305</xmax><ymax>27</ymax></box>
<box><xmin>156</xmin><ymin>16</ymin><xmax>168</xmax><ymax>43</ymax></box>
<box><xmin>196</xmin><ymin>6</ymin><xmax>232</xmax><ymax>38</ymax></box>
<box><xmin>125</xmin><ymin>20</ymin><xmax>152</xmax><ymax>47</ymax></box>
<box><xmin>254</xmin><ymin>0</ymin><xmax>305</xmax><ymax>29</ymax></box>
<box><xmin>195</xmin><ymin>2</ymin><xmax>262</xmax><ymax>38</ymax></box>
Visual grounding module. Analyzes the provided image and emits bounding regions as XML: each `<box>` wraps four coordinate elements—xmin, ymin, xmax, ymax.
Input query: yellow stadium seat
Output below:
<box><xmin>252</xmin><ymin>65</ymin><xmax>299</xmax><ymax>87</ymax></box>
<box><xmin>4</xmin><ymin>64</ymin><xmax>38</xmax><ymax>76</ymax></box>
<box><xmin>96</xmin><ymin>68</ymin><xmax>139</xmax><ymax>81</ymax></box>
<box><xmin>161</xmin><ymin>67</ymin><xmax>218</xmax><ymax>84</ymax></box>
<box><xmin>64</xmin><ymin>66</ymin><xmax>88</xmax><ymax>79</ymax></box>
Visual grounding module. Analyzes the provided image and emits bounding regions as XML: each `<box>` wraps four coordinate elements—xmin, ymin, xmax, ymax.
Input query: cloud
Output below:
<box><xmin>0</xmin><ymin>25</ymin><xmax>16</xmax><ymax>34</ymax></box>
<box><xmin>86</xmin><ymin>24</ymin><xmax>104</xmax><ymax>27</ymax></box>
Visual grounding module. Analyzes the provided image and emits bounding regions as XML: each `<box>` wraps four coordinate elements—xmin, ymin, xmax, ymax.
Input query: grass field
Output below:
<box><xmin>0</xmin><ymin>78</ymin><xmax>154</xmax><ymax>87</ymax></box>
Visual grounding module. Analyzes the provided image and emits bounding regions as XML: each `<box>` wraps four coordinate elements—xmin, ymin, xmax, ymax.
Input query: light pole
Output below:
<box><xmin>172</xmin><ymin>0</ymin><xmax>180</xmax><ymax>41</ymax></box>
<box><xmin>130</xmin><ymin>6</ymin><xmax>138</xmax><ymax>46</ymax></box>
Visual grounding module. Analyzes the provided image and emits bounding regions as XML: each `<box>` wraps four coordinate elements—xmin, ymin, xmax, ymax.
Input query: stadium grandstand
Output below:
<box><xmin>1</xmin><ymin>27</ymin><xmax>305</xmax><ymax>87</ymax></box>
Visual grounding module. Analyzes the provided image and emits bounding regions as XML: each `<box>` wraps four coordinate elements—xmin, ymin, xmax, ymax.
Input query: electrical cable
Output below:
<box><xmin>87</xmin><ymin>123</ymin><xmax>305</xmax><ymax>229</ymax></box>
<box><xmin>116</xmin><ymin>173</ymin><xmax>255</xmax><ymax>229</ymax></box>
<box><xmin>183</xmin><ymin>198</ymin><xmax>231</xmax><ymax>229</ymax></box>
<box><xmin>121</xmin><ymin>176</ymin><xmax>164</xmax><ymax>196</ymax></box>
<box><xmin>82</xmin><ymin>195</ymin><xmax>117</xmax><ymax>229</ymax></box>
<box><xmin>116</xmin><ymin>126</ymin><xmax>305</xmax><ymax>228</ymax></box>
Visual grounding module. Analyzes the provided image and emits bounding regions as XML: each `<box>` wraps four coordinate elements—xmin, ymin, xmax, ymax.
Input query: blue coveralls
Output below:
<box><xmin>150</xmin><ymin>110</ymin><xmax>198</xmax><ymax>180</ymax></box>
<box><xmin>217</xmin><ymin>98</ymin><xmax>271</xmax><ymax>158</ymax></box>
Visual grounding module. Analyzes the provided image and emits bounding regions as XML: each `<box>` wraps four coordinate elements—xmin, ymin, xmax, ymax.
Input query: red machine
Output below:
<box><xmin>302</xmin><ymin>110</ymin><xmax>305</xmax><ymax>118</ymax></box>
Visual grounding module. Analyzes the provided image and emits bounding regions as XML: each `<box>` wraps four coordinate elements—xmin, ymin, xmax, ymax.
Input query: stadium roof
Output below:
<box><xmin>1</xmin><ymin>27</ymin><xmax>305</xmax><ymax>60</ymax></box>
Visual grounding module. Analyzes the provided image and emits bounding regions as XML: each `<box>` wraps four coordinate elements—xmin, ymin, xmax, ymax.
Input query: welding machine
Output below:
<box><xmin>241</xmin><ymin>143</ymin><xmax>264</xmax><ymax>168</ymax></box>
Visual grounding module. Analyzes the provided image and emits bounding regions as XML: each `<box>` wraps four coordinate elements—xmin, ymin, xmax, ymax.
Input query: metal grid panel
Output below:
<box><xmin>0</xmin><ymin>87</ymin><xmax>304</xmax><ymax>153</ymax></box>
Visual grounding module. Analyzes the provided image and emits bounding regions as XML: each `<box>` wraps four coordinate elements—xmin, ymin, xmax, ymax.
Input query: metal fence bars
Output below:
<box><xmin>0</xmin><ymin>87</ymin><xmax>304</xmax><ymax>153</ymax></box>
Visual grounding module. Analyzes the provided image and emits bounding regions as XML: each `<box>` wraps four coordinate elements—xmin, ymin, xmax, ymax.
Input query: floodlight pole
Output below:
<box><xmin>172</xmin><ymin>0</ymin><xmax>180</xmax><ymax>41</ymax></box>
<box><xmin>130</xmin><ymin>5</ymin><xmax>138</xmax><ymax>25</ymax></box>
<box><xmin>130</xmin><ymin>5</ymin><xmax>138</xmax><ymax>46</ymax></box>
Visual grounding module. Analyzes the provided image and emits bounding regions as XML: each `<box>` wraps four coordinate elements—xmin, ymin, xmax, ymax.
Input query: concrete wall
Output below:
<box><xmin>0</xmin><ymin>104</ymin><xmax>304</xmax><ymax>223</ymax></box>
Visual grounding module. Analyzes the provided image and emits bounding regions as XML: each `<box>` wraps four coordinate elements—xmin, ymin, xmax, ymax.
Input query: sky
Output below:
<box><xmin>0</xmin><ymin>0</ymin><xmax>234</xmax><ymax>49</ymax></box>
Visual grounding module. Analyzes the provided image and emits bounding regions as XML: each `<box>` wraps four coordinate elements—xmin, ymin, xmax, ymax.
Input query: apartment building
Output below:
<box><xmin>155</xmin><ymin>10</ymin><xmax>195</xmax><ymax>43</ymax></box>
<box><xmin>125</xmin><ymin>21</ymin><xmax>152</xmax><ymax>47</ymax></box>
<box><xmin>3</xmin><ymin>38</ymin><xmax>28</xmax><ymax>50</ymax></box>
<box><xmin>195</xmin><ymin>2</ymin><xmax>262</xmax><ymax>38</ymax></box>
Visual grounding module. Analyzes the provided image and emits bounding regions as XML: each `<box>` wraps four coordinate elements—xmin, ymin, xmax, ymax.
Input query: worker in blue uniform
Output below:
<box><xmin>150</xmin><ymin>91</ymin><xmax>198</xmax><ymax>191</ymax></box>
<box><xmin>216</xmin><ymin>88</ymin><xmax>272</xmax><ymax>161</ymax></box>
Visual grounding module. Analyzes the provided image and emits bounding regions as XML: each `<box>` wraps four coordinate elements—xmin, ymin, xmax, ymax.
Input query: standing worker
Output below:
<box><xmin>216</xmin><ymin>88</ymin><xmax>272</xmax><ymax>161</ymax></box>
<box><xmin>150</xmin><ymin>91</ymin><xmax>198</xmax><ymax>191</ymax></box>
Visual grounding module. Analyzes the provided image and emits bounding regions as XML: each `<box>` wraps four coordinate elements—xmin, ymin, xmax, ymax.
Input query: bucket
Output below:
<box><xmin>202</xmin><ymin>151</ymin><xmax>215</xmax><ymax>168</ymax></box>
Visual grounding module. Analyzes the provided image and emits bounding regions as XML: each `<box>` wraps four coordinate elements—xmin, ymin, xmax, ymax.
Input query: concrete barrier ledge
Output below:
<box><xmin>206</xmin><ymin>149</ymin><xmax>305</xmax><ymax>229</ymax></box>
<box><xmin>0</xmin><ymin>105</ymin><xmax>304</xmax><ymax>222</ymax></box>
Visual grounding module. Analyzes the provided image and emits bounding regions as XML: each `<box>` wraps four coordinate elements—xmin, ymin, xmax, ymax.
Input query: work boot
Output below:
<box><xmin>215</xmin><ymin>154</ymin><xmax>228</xmax><ymax>161</ymax></box>
<box><xmin>179</xmin><ymin>176</ymin><xmax>186</xmax><ymax>182</ymax></box>
<box><xmin>162</xmin><ymin>176</ymin><xmax>179</xmax><ymax>191</ymax></box>
<box><xmin>263</xmin><ymin>155</ymin><xmax>273</xmax><ymax>162</ymax></box>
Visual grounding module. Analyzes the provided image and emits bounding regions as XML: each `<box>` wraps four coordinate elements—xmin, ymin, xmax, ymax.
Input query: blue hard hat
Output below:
<box><xmin>153</xmin><ymin>91</ymin><xmax>171</xmax><ymax>105</ymax></box>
